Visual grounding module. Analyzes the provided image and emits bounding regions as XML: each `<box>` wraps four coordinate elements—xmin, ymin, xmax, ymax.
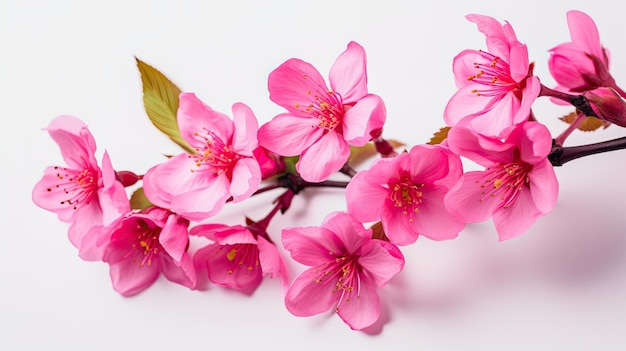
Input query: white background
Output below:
<box><xmin>2</xmin><ymin>0</ymin><xmax>626</xmax><ymax>350</ymax></box>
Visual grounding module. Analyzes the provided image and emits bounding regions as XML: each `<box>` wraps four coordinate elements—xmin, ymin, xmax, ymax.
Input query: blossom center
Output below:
<box><xmin>312</xmin><ymin>254</ymin><xmax>361</xmax><ymax>309</ymax></box>
<box><xmin>220</xmin><ymin>244</ymin><xmax>260</xmax><ymax>275</ymax></box>
<box><xmin>389</xmin><ymin>172</ymin><xmax>424</xmax><ymax>222</ymax></box>
<box><xmin>467</xmin><ymin>50</ymin><xmax>518</xmax><ymax>97</ymax></box>
<box><xmin>130</xmin><ymin>219</ymin><xmax>163</xmax><ymax>267</ymax></box>
<box><xmin>294</xmin><ymin>79</ymin><xmax>345</xmax><ymax>131</ymax></box>
<box><xmin>48</xmin><ymin>166</ymin><xmax>98</xmax><ymax>210</ymax></box>
<box><xmin>477</xmin><ymin>161</ymin><xmax>531</xmax><ymax>208</ymax></box>
<box><xmin>190</xmin><ymin>128</ymin><xmax>240</xmax><ymax>176</ymax></box>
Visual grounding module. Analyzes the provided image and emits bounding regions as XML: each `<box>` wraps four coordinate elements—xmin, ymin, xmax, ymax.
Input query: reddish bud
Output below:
<box><xmin>252</xmin><ymin>146</ymin><xmax>286</xmax><ymax>179</ymax></box>
<box><xmin>115</xmin><ymin>170</ymin><xmax>140</xmax><ymax>187</ymax></box>
<box><xmin>583</xmin><ymin>87</ymin><xmax>626</xmax><ymax>127</ymax></box>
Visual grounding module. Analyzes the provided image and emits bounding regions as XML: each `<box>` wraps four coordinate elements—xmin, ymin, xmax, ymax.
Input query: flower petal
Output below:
<box><xmin>257</xmin><ymin>237</ymin><xmax>290</xmax><ymax>289</ymax></box>
<box><xmin>492</xmin><ymin>188</ymin><xmax>540</xmax><ymax>241</ymax></box>
<box><xmin>408</xmin><ymin>145</ymin><xmax>452</xmax><ymax>185</ymax></box>
<box><xmin>268</xmin><ymin>58</ymin><xmax>328</xmax><ymax>114</ymax></box>
<box><xmin>567</xmin><ymin>10</ymin><xmax>603</xmax><ymax>59</ymax></box>
<box><xmin>160</xmin><ymin>253</ymin><xmax>197</xmax><ymax>289</ymax></box>
<box><xmin>284</xmin><ymin>267</ymin><xmax>339</xmax><ymax>317</ymax></box>
<box><xmin>321</xmin><ymin>212</ymin><xmax>370</xmax><ymax>254</ymax></box>
<box><xmin>357</xmin><ymin>241</ymin><xmax>404</xmax><ymax>288</ymax></box>
<box><xmin>444</xmin><ymin>171</ymin><xmax>501</xmax><ymax>223</ymax></box>
<box><xmin>170</xmin><ymin>174</ymin><xmax>231</xmax><ymax>220</ymax></box>
<box><xmin>336</xmin><ymin>273</ymin><xmax>380</xmax><ymax>330</ymax></box>
<box><xmin>108</xmin><ymin>259</ymin><xmax>160</xmax><ymax>296</ymax></box>
<box><xmin>142</xmin><ymin>153</ymin><xmax>215</xmax><ymax>210</ymax></box>
<box><xmin>329</xmin><ymin>41</ymin><xmax>368</xmax><ymax>104</ymax></box>
<box><xmin>282</xmin><ymin>226</ymin><xmax>340</xmax><ymax>266</ymax></box>
<box><xmin>380</xmin><ymin>201</ymin><xmax>419</xmax><ymax>245</ymax></box>
<box><xmin>342</xmin><ymin>94</ymin><xmax>386</xmax><ymax>146</ymax></box>
<box><xmin>345</xmin><ymin>171</ymin><xmax>388</xmax><ymax>222</ymax></box>
<box><xmin>177</xmin><ymin>93</ymin><xmax>234</xmax><ymax>147</ymax></box>
<box><xmin>47</xmin><ymin>115</ymin><xmax>98</xmax><ymax>170</ymax></box>
<box><xmin>231</xmin><ymin>102</ymin><xmax>259</xmax><ymax>155</ymax></box>
<box><xmin>296</xmin><ymin>131</ymin><xmax>349</xmax><ymax>182</ymax></box>
<box><xmin>229</xmin><ymin>158</ymin><xmax>261</xmax><ymax>203</ymax></box>
<box><xmin>194</xmin><ymin>243</ymin><xmax>262</xmax><ymax>292</ymax></box>
<box><xmin>257</xmin><ymin>113</ymin><xmax>323</xmax><ymax>156</ymax></box>
<box><xmin>528</xmin><ymin>160</ymin><xmax>559</xmax><ymax>214</ymax></box>
<box><xmin>159</xmin><ymin>214</ymin><xmax>189</xmax><ymax>264</ymax></box>
<box><xmin>447</xmin><ymin>126</ymin><xmax>513</xmax><ymax>167</ymax></box>
<box><xmin>413</xmin><ymin>186</ymin><xmax>465</xmax><ymax>241</ymax></box>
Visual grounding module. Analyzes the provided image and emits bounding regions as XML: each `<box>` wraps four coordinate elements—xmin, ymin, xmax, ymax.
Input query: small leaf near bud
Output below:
<box><xmin>370</xmin><ymin>221</ymin><xmax>390</xmax><ymax>242</ymax></box>
<box><xmin>427</xmin><ymin>126</ymin><xmax>451</xmax><ymax>145</ymax></box>
<box><xmin>348</xmin><ymin>140</ymin><xmax>405</xmax><ymax>167</ymax></box>
<box><xmin>559</xmin><ymin>110</ymin><xmax>609</xmax><ymax>132</ymax></box>
<box><xmin>129</xmin><ymin>187</ymin><xmax>153</xmax><ymax>211</ymax></box>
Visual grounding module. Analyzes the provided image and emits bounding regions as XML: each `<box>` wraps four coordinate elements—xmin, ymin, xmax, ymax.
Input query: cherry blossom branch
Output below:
<box><xmin>549</xmin><ymin>136</ymin><xmax>626</xmax><ymax>166</ymax></box>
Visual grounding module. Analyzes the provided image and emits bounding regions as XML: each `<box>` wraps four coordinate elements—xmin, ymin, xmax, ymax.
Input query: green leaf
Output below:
<box><xmin>427</xmin><ymin>126</ymin><xmax>451</xmax><ymax>145</ymax></box>
<box><xmin>282</xmin><ymin>156</ymin><xmax>300</xmax><ymax>175</ymax></box>
<box><xmin>129</xmin><ymin>187</ymin><xmax>153</xmax><ymax>211</ymax></box>
<box><xmin>135</xmin><ymin>57</ymin><xmax>196</xmax><ymax>154</ymax></box>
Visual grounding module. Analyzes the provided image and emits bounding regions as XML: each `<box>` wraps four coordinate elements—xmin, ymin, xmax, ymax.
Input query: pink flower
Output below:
<box><xmin>282</xmin><ymin>212</ymin><xmax>404</xmax><ymax>330</ymax></box>
<box><xmin>102</xmin><ymin>207</ymin><xmax>196</xmax><ymax>296</ymax></box>
<box><xmin>191</xmin><ymin>223</ymin><xmax>289</xmax><ymax>293</ymax></box>
<box><xmin>143</xmin><ymin>93</ymin><xmax>262</xmax><ymax>221</ymax></box>
<box><xmin>548</xmin><ymin>10</ymin><xmax>620</xmax><ymax>94</ymax></box>
<box><xmin>444</xmin><ymin>14</ymin><xmax>540</xmax><ymax>139</ymax></box>
<box><xmin>345</xmin><ymin>145</ymin><xmax>465</xmax><ymax>245</ymax></box>
<box><xmin>444</xmin><ymin>122</ymin><xmax>559</xmax><ymax>241</ymax></box>
<box><xmin>32</xmin><ymin>115</ymin><xmax>129</xmax><ymax>260</ymax></box>
<box><xmin>258</xmin><ymin>41</ymin><xmax>386</xmax><ymax>182</ymax></box>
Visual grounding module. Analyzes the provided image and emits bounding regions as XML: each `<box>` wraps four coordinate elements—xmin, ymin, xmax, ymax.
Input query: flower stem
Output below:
<box><xmin>539</xmin><ymin>84</ymin><xmax>598</xmax><ymax>118</ymax></box>
<box><xmin>549</xmin><ymin>136</ymin><xmax>626</xmax><ymax>166</ymax></box>
<box><xmin>340</xmin><ymin>163</ymin><xmax>357</xmax><ymax>177</ymax></box>
<box><xmin>554</xmin><ymin>112</ymin><xmax>586</xmax><ymax>146</ymax></box>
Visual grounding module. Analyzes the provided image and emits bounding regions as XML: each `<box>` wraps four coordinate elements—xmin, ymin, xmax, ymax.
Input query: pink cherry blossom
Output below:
<box><xmin>346</xmin><ymin>145</ymin><xmax>465</xmax><ymax>245</ymax></box>
<box><xmin>282</xmin><ymin>211</ymin><xmax>404</xmax><ymax>330</ymax></box>
<box><xmin>444</xmin><ymin>122</ymin><xmax>559</xmax><ymax>241</ymax></box>
<box><xmin>191</xmin><ymin>223</ymin><xmax>289</xmax><ymax>293</ymax></box>
<box><xmin>444</xmin><ymin>14</ymin><xmax>540</xmax><ymax>139</ymax></box>
<box><xmin>258</xmin><ymin>41</ymin><xmax>386</xmax><ymax>182</ymax></box>
<box><xmin>548</xmin><ymin>10</ymin><xmax>624</xmax><ymax>96</ymax></box>
<box><xmin>102</xmin><ymin>207</ymin><xmax>196</xmax><ymax>296</ymax></box>
<box><xmin>142</xmin><ymin>93</ymin><xmax>262</xmax><ymax>221</ymax></box>
<box><xmin>32</xmin><ymin>115</ymin><xmax>129</xmax><ymax>260</ymax></box>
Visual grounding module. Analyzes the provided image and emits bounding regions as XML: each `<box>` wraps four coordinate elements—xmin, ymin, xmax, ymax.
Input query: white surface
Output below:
<box><xmin>2</xmin><ymin>0</ymin><xmax>626</xmax><ymax>350</ymax></box>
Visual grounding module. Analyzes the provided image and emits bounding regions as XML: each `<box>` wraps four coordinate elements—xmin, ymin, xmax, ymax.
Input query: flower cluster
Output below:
<box><xmin>33</xmin><ymin>10</ymin><xmax>626</xmax><ymax>331</ymax></box>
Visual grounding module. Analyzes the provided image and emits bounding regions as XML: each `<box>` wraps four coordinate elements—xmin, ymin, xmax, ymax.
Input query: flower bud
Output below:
<box><xmin>252</xmin><ymin>146</ymin><xmax>286</xmax><ymax>179</ymax></box>
<box><xmin>583</xmin><ymin>87</ymin><xmax>626</xmax><ymax>127</ymax></box>
<box><xmin>115</xmin><ymin>170</ymin><xmax>140</xmax><ymax>187</ymax></box>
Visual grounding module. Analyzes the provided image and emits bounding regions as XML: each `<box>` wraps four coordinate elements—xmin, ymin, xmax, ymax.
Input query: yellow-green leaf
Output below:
<box><xmin>559</xmin><ymin>111</ymin><xmax>610</xmax><ymax>132</ymax></box>
<box><xmin>136</xmin><ymin>57</ymin><xmax>195</xmax><ymax>154</ymax></box>
<box><xmin>427</xmin><ymin>126</ymin><xmax>451</xmax><ymax>145</ymax></box>
<box><xmin>348</xmin><ymin>139</ymin><xmax>405</xmax><ymax>167</ymax></box>
<box><xmin>129</xmin><ymin>187</ymin><xmax>153</xmax><ymax>211</ymax></box>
